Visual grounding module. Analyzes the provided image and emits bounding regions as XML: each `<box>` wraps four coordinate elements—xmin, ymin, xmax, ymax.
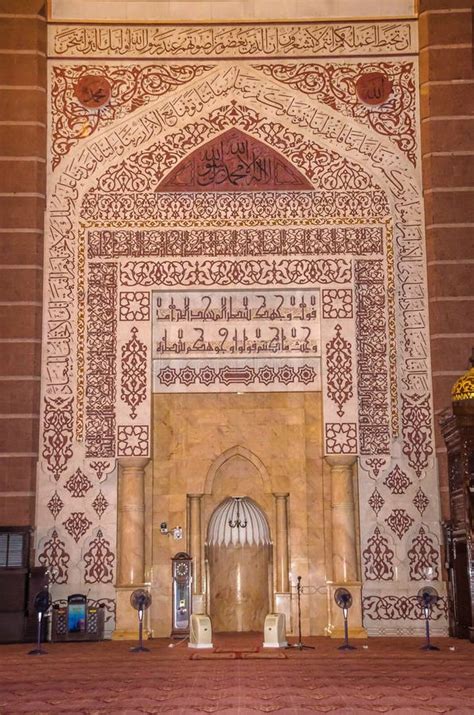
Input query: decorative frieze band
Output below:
<box><xmin>48</xmin><ymin>21</ymin><xmax>416</xmax><ymax>60</ymax></box>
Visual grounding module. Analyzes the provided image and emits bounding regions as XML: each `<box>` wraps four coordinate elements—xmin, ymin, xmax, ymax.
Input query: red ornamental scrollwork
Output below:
<box><xmin>326</xmin><ymin>324</ymin><xmax>353</xmax><ymax>418</ymax></box>
<box><xmin>64</xmin><ymin>468</ymin><xmax>93</xmax><ymax>498</ymax></box>
<box><xmin>355</xmin><ymin>259</ymin><xmax>390</xmax><ymax>456</ymax></box>
<box><xmin>407</xmin><ymin>526</ymin><xmax>439</xmax><ymax>581</ymax></box>
<box><xmin>83</xmin><ymin>190</ymin><xmax>388</xmax><ymax>223</ymax></box>
<box><xmin>401</xmin><ymin>393</ymin><xmax>433</xmax><ymax>479</ymax></box>
<box><xmin>363</xmin><ymin>595</ymin><xmax>447</xmax><ymax>621</ymax></box>
<box><xmin>83</xmin><ymin>529</ymin><xmax>115</xmax><ymax>584</ymax></box>
<box><xmin>121</xmin><ymin>327</ymin><xmax>147</xmax><ymax>420</ymax></box>
<box><xmin>254</xmin><ymin>62</ymin><xmax>416</xmax><ymax>165</ymax></box>
<box><xmin>42</xmin><ymin>396</ymin><xmax>74</xmax><ymax>481</ymax></box>
<box><xmin>51</xmin><ymin>63</ymin><xmax>214</xmax><ymax>168</ymax></box>
<box><xmin>91</xmin><ymin>106</ymin><xmax>383</xmax><ymax>196</ymax></box>
<box><xmin>362</xmin><ymin>527</ymin><xmax>395</xmax><ymax>581</ymax></box>
<box><xmin>86</xmin><ymin>264</ymin><xmax>117</xmax><ymax>458</ymax></box>
<box><xmin>120</xmin><ymin>258</ymin><xmax>352</xmax><ymax>288</ymax></box>
<box><xmin>89</xmin><ymin>226</ymin><xmax>383</xmax><ymax>260</ymax></box>
<box><xmin>38</xmin><ymin>529</ymin><xmax>70</xmax><ymax>584</ymax></box>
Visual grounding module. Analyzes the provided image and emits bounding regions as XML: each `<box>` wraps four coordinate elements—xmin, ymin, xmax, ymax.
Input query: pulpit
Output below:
<box><xmin>440</xmin><ymin>351</ymin><xmax>474</xmax><ymax>642</ymax></box>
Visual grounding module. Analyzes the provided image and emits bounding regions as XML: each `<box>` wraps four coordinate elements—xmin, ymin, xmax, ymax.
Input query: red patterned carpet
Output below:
<box><xmin>0</xmin><ymin>634</ymin><xmax>473</xmax><ymax>714</ymax></box>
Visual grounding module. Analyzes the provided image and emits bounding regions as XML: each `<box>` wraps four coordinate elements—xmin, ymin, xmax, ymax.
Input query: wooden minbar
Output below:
<box><xmin>440</xmin><ymin>351</ymin><xmax>474</xmax><ymax>642</ymax></box>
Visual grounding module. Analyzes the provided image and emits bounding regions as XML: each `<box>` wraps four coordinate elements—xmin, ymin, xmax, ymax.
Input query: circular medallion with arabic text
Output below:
<box><xmin>74</xmin><ymin>75</ymin><xmax>111</xmax><ymax>110</ymax></box>
<box><xmin>356</xmin><ymin>72</ymin><xmax>393</xmax><ymax>106</ymax></box>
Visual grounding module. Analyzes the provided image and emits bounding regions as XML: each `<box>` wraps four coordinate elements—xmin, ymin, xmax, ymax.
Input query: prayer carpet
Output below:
<box><xmin>0</xmin><ymin>633</ymin><xmax>472</xmax><ymax>713</ymax></box>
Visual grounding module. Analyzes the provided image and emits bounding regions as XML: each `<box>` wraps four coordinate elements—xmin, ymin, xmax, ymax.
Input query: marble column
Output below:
<box><xmin>274</xmin><ymin>492</ymin><xmax>290</xmax><ymax>592</ymax></box>
<box><xmin>273</xmin><ymin>492</ymin><xmax>291</xmax><ymax>629</ymax></box>
<box><xmin>325</xmin><ymin>455</ymin><xmax>366</xmax><ymax>638</ymax></box>
<box><xmin>188</xmin><ymin>493</ymin><xmax>205</xmax><ymax>614</ymax></box>
<box><xmin>113</xmin><ymin>456</ymin><xmax>150</xmax><ymax>640</ymax></box>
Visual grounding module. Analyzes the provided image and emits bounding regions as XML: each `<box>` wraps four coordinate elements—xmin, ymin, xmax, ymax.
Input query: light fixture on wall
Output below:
<box><xmin>160</xmin><ymin>522</ymin><xmax>183</xmax><ymax>540</ymax></box>
<box><xmin>228</xmin><ymin>497</ymin><xmax>248</xmax><ymax>529</ymax></box>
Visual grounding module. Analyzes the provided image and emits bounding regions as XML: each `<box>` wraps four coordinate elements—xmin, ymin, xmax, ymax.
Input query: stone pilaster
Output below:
<box><xmin>325</xmin><ymin>456</ymin><xmax>366</xmax><ymax>638</ymax></box>
<box><xmin>113</xmin><ymin>457</ymin><xmax>150</xmax><ymax>640</ymax></box>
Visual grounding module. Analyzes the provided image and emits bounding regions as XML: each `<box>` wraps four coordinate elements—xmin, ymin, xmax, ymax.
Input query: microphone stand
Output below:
<box><xmin>286</xmin><ymin>577</ymin><xmax>315</xmax><ymax>651</ymax></box>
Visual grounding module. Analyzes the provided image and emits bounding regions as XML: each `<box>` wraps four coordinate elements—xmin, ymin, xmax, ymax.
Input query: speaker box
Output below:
<box><xmin>263</xmin><ymin>613</ymin><xmax>287</xmax><ymax>648</ymax></box>
<box><xmin>0</xmin><ymin>569</ymin><xmax>28</xmax><ymax>642</ymax></box>
<box><xmin>188</xmin><ymin>613</ymin><xmax>213</xmax><ymax>649</ymax></box>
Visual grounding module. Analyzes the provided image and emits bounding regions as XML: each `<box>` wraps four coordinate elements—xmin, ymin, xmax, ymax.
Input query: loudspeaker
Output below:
<box><xmin>263</xmin><ymin>613</ymin><xmax>287</xmax><ymax>648</ymax></box>
<box><xmin>188</xmin><ymin>613</ymin><xmax>213</xmax><ymax>649</ymax></box>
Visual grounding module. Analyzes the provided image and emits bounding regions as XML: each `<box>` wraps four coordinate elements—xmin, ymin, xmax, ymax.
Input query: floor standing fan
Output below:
<box><xmin>27</xmin><ymin>587</ymin><xmax>51</xmax><ymax>656</ymax></box>
<box><xmin>417</xmin><ymin>586</ymin><xmax>440</xmax><ymax>651</ymax></box>
<box><xmin>334</xmin><ymin>587</ymin><xmax>356</xmax><ymax>651</ymax></box>
<box><xmin>130</xmin><ymin>589</ymin><xmax>152</xmax><ymax>653</ymax></box>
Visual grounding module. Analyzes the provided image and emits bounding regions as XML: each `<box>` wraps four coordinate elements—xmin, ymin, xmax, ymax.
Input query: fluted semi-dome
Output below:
<box><xmin>452</xmin><ymin>349</ymin><xmax>474</xmax><ymax>403</ymax></box>
<box><xmin>207</xmin><ymin>497</ymin><xmax>271</xmax><ymax>547</ymax></box>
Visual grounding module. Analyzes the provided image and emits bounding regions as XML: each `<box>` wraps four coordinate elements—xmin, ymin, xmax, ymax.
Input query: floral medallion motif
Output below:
<box><xmin>38</xmin><ymin>529</ymin><xmax>70</xmax><ymax>584</ymax></box>
<box><xmin>401</xmin><ymin>393</ymin><xmax>433</xmax><ymax>478</ymax></box>
<box><xmin>368</xmin><ymin>487</ymin><xmax>385</xmax><ymax>516</ymax></box>
<box><xmin>63</xmin><ymin>512</ymin><xmax>93</xmax><ymax>543</ymax></box>
<box><xmin>47</xmin><ymin>491</ymin><xmax>64</xmax><ymax>520</ymax></box>
<box><xmin>64</xmin><ymin>468</ymin><xmax>93</xmax><ymax>498</ymax></box>
<box><xmin>407</xmin><ymin>526</ymin><xmax>439</xmax><ymax>581</ymax></box>
<box><xmin>42</xmin><ymin>395</ymin><xmax>74</xmax><ymax>481</ymax></box>
<box><xmin>385</xmin><ymin>508</ymin><xmax>414</xmax><ymax>540</ymax></box>
<box><xmin>413</xmin><ymin>487</ymin><xmax>429</xmax><ymax>516</ymax></box>
<box><xmin>326</xmin><ymin>323</ymin><xmax>353</xmax><ymax>417</ymax></box>
<box><xmin>92</xmin><ymin>490</ymin><xmax>109</xmax><ymax>519</ymax></box>
<box><xmin>363</xmin><ymin>527</ymin><xmax>395</xmax><ymax>580</ymax></box>
<box><xmin>383</xmin><ymin>464</ymin><xmax>412</xmax><ymax>495</ymax></box>
<box><xmin>83</xmin><ymin>530</ymin><xmax>115</xmax><ymax>584</ymax></box>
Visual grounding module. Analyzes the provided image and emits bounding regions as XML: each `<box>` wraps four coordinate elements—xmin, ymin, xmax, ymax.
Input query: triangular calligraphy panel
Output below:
<box><xmin>157</xmin><ymin>128</ymin><xmax>313</xmax><ymax>192</ymax></box>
